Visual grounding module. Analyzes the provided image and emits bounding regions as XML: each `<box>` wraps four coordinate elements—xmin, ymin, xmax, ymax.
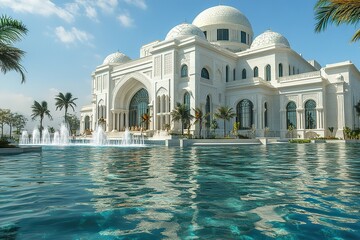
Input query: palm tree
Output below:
<box><xmin>193</xmin><ymin>107</ymin><xmax>208</xmax><ymax>138</ymax></box>
<box><xmin>170</xmin><ymin>102</ymin><xmax>194</xmax><ymax>135</ymax></box>
<box><xmin>12</xmin><ymin>113</ymin><xmax>27</xmax><ymax>135</ymax></box>
<box><xmin>214</xmin><ymin>106</ymin><xmax>236</xmax><ymax>137</ymax></box>
<box><xmin>0</xmin><ymin>109</ymin><xmax>10</xmax><ymax>138</ymax></box>
<box><xmin>0</xmin><ymin>15</ymin><xmax>28</xmax><ymax>83</ymax></box>
<box><xmin>31</xmin><ymin>101</ymin><xmax>52</xmax><ymax>138</ymax></box>
<box><xmin>314</xmin><ymin>0</ymin><xmax>360</xmax><ymax>42</ymax></box>
<box><xmin>55</xmin><ymin>92</ymin><xmax>78</xmax><ymax>125</ymax></box>
<box><xmin>141</xmin><ymin>113</ymin><xmax>151</xmax><ymax>130</ymax></box>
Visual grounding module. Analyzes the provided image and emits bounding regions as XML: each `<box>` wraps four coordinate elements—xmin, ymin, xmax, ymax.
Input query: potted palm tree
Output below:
<box><xmin>170</xmin><ymin>102</ymin><xmax>194</xmax><ymax>136</ymax></box>
<box><xmin>141</xmin><ymin>113</ymin><xmax>151</xmax><ymax>130</ymax></box>
<box><xmin>193</xmin><ymin>107</ymin><xmax>208</xmax><ymax>138</ymax></box>
<box><xmin>214</xmin><ymin>106</ymin><xmax>236</xmax><ymax>138</ymax></box>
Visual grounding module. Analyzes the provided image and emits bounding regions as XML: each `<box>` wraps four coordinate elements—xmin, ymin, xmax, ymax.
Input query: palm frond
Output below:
<box><xmin>351</xmin><ymin>29</ymin><xmax>360</xmax><ymax>41</ymax></box>
<box><xmin>314</xmin><ymin>0</ymin><xmax>360</xmax><ymax>42</ymax></box>
<box><xmin>0</xmin><ymin>15</ymin><xmax>28</xmax><ymax>44</ymax></box>
<box><xmin>0</xmin><ymin>43</ymin><xmax>26</xmax><ymax>83</ymax></box>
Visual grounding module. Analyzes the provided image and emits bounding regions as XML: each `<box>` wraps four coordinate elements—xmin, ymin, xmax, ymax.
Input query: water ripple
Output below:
<box><xmin>0</xmin><ymin>144</ymin><xmax>359</xmax><ymax>239</ymax></box>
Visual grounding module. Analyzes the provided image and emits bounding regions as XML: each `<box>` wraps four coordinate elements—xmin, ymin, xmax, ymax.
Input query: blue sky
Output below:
<box><xmin>1</xmin><ymin>0</ymin><xmax>359</xmax><ymax>132</ymax></box>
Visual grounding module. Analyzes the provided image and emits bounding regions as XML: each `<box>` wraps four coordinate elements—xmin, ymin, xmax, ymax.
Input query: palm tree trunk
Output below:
<box><xmin>181</xmin><ymin>121</ymin><xmax>184</xmax><ymax>135</ymax></box>
<box><xmin>64</xmin><ymin>108</ymin><xmax>68</xmax><ymax>124</ymax></box>
<box><xmin>223</xmin><ymin>120</ymin><xmax>226</xmax><ymax>137</ymax></box>
<box><xmin>40</xmin><ymin>117</ymin><xmax>43</xmax><ymax>139</ymax></box>
<box><xmin>199</xmin><ymin>120</ymin><xmax>202</xmax><ymax>138</ymax></box>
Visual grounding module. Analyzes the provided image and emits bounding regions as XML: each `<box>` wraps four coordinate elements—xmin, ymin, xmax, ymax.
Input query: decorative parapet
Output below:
<box><xmin>278</xmin><ymin>71</ymin><xmax>321</xmax><ymax>83</ymax></box>
<box><xmin>226</xmin><ymin>77</ymin><xmax>274</xmax><ymax>88</ymax></box>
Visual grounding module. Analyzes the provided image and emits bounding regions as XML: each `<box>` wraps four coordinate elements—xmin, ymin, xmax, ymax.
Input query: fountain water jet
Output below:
<box><xmin>121</xmin><ymin>128</ymin><xmax>132</xmax><ymax>145</ymax></box>
<box><xmin>20</xmin><ymin>131</ymin><xmax>30</xmax><ymax>144</ymax></box>
<box><xmin>120</xmin><ymin>128</ymin><xmax>145</xmax><ymax>146</ymax></box>
<box><xmin>59</xmin><ymin>124</ymin><xmax>69</xmax><ymax>145</ymax></box>
<box><xmin>20</xmin><ymin>124</ymin><xmax>145</xmax><ymax>147</ymax></box>
<box><xmin>42</xmin><ymin>128</ymin><xmax>51</xmax><ymax>144</ymax></box>
<box><xmin>53</xmin><ymin>131</ymin><xmax>60</xmax><ymax>145</ymax></box>
<box><xmin>32</xmin><ymin>128</ymin><xmax>41</xmax><ymax>144</ymax></box>
<box><xmin>92</xmin><ymin>126</ymin><xmax>108</xmax><ymax>145</ymax></box>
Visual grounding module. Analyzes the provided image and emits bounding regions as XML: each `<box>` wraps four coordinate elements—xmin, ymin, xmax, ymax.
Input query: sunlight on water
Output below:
<box><xmin>0</xmin><ymin>143</ymin><xmax>359</xmax><ymax>239</ymax></box>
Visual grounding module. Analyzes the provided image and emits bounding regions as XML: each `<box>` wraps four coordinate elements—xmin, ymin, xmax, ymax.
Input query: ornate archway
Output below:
<box><xmin>129</xmin><ymin>88</ymin><xmax>149</xmax><ymax>128</ymax></box>
<box><xmin>110</xmin><ymin>72</ymin><xmax>153</xmax><ymax>131</ymax></box>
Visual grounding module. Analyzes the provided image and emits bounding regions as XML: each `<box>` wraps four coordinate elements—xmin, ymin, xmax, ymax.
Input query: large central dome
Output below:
<box><xmin>192</xmin><ymin>5</ymin><xmax>253</xmax><ymax>52</ymax></box>
<box><xmin>193</xmin><ymin>5</ymin><xmax>252</xmax><ymax>29</ymax></box>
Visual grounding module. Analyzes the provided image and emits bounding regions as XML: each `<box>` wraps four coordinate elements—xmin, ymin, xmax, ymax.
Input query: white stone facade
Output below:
<box><xmin>80</xmin><ymin>5</ymin><xmax>360</xmax><ymax>139</ymax></box>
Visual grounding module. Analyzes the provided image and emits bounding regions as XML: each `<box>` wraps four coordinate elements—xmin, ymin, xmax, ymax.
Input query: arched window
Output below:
<box><xmin>97</xmin><ymin>100</ymin><xmax>106</xmax><ymax>120</ymax></box>
<box><xmin>84</xmin><ymin>116</ymin><xmax>90</xmax><ymax>130</ymax></box>
<box><xmin>264</xmin><ymin>102</ymin><xmax>268</xmax><ymax>128</ymax></box>
<box><xmin>266</xmin><ymin>64</ymin><xmax>271</xmax><ymax>81</ymax></box>
<box><xmin>242</xmin><ymin>69</ymin><xmax>247</xmax><ymax>79</ymax></box>
<box><xmin>286</xmin><ymin>101</ymin><xmax>297</xmax><ymax>128</ymax></box>
<box><xmin>288</xmin><ymin>65</ymin><xmax>291</xmax><ymax>76</ymax></box>
<box><xmin>201</xmin><ymin>68</ymin><xmax>210</xmax><ymax>79</ymax></box>
<box><xmin>233</xmin><ymin>69</ymin><xmax>236</xmax><ymax>81</ymax></box>
<box><xmin>305</xmin><ymin>100</ymin><xmax>316</xmax><ymax>129</ymax></box>
<box><xmin>181</xmin><ymin>64</ymin><xmax>188</xmax><ymax>77</ymax></box>
<box><xmin>226</xmin><ymin>65</ymin><xmax>229</xmax><ymax>82</ymax></box>
<box><xmin>279</xmin><ymin>63</ymin><xmax>283</xmax><ymax>77</ymax></box>
<box><xmin>236</xmin><ymin>99</ymin><xmax>253</xmax><ymax>129</ymax></box>
<box><xmin>129</xmin><ymin>88</ymin><xmax>149</xmax><ymax>128</ymax></box>
<box><xmin>205</xmin><ymin>95</ymin><xmax>211</xmax><ymax>128</ymax></box>
<box><xmin>183</xmin><ymin>92</ymin><xmax>190</xmax><ymax>110</ymax></box>
<box><xmin>253</xmin><ymin>66</ymin><xmax>258</xmax><ymax>77</ymax></box>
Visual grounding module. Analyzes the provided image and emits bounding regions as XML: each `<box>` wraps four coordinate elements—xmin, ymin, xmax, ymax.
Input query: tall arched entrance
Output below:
<box><xmin>84</xmin><ymin>116</ymin><xmax>90</xmax><ymax>130</ymax></box>
<box><xmin>129</xmin><ymin>88</ymin><xmax>149</xmax><ymax>128</ymax></box>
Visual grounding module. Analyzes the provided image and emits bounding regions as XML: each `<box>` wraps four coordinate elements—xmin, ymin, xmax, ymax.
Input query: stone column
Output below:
<box><xmin>112</xmin><ymin>111</ymin><xmax>116</xmax><ymax>131</ymax></box>
<box><xmin>280</xmin><ymin>109</ymin><xmax>286</xmax><ymax>138</ymax></box>
<box><xmin>125</xmin><ymin>110</ymin><xmax>129</xmax><ymax>129</ymax></box>
<box><xmin>297</xmin><ymin>108</ymin><xmax>304</xmax><ymax>130</ymax></box>
<box><xmin>120</xmin><ymin>112</ymin><xmax>124</xmax><ymax>131</ymax></box>
<box><xmin>316</xmin><ymin>108</ymin><xmax>324</xmax><ymax>129</ymax></box>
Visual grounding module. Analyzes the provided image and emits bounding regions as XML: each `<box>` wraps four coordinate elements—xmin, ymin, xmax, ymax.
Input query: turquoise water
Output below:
<box><xmin>0</xmin><ymin>143</ymin><xmax>359</xmax><ymax>239</ymax></box>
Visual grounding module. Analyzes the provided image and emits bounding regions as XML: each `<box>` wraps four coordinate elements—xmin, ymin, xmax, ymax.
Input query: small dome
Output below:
<box><xmin>165</xmin><ymin>23</ymin><xmax>206</xmax><ymax>41</ymax></box>
<box><xmin>251</xmin><ymin>30</ymin><xmax>290</xmax><ymax>49</ymax></box>
<box><xmin>103</xmin><ymin>52</ymin><xmax>131</xmax><ymax>65</ymax></box>
<box><xmin>193</xmin><ymin>5</ymin><xmax>252</xmax><ymax>30</ymax></box>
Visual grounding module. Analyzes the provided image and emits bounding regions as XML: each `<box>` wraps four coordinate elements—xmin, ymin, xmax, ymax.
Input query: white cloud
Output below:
<box><xmin>0</xmin><ymin>91</ymin><xmax>33</xmax><ymax>115</ymax></box>
<box><xmin>85</xmin><ymin>5</ymin><xmax>97</xmax><ymax>19</ymax></box>
<box><xmin>97</xmin><ymin>0</ymin><xmax>118</xmax><ymax>13</ymax></box>
<box><xmin>0</xmin><ymin>0</ymin><xmax>74</xmax><ymax>22</ymax></box>
<box><xmin>124</xmin><ymin>0</ymin><xmax>147</xmax><ymax>10</ymax></box>
<box><xmin>66</xmin><ymin>0</ymin><xmax>99</xmax><ymax>21</ymax></box>
<box><xmin>117</xmin><ymin>13</ymin><xmax>134</xmax><ymax>27</ymax></box>
<box><xmin>54</xmin><ymin>26</ymin><xmax>93</xmax><ymax>44</ymax></box>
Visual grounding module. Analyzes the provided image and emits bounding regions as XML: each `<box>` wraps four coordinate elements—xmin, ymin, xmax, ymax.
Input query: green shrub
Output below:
<box><xmin>0</xmin><ymin>137</ymin><xmax>15</xmax><ymax>148</ymax></box>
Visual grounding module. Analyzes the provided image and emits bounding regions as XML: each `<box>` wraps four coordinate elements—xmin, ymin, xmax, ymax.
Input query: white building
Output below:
<box><xmin>80</xmin><ymin>5</ymin><xmax>360</xmax><ymax>139</ymax></box>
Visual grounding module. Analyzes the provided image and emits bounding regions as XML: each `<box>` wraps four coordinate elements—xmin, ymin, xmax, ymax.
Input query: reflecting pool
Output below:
<box><xmin>0</xmin><ymin>143</ymin><xmax>359</xmax><ymax>239</ymax></box>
